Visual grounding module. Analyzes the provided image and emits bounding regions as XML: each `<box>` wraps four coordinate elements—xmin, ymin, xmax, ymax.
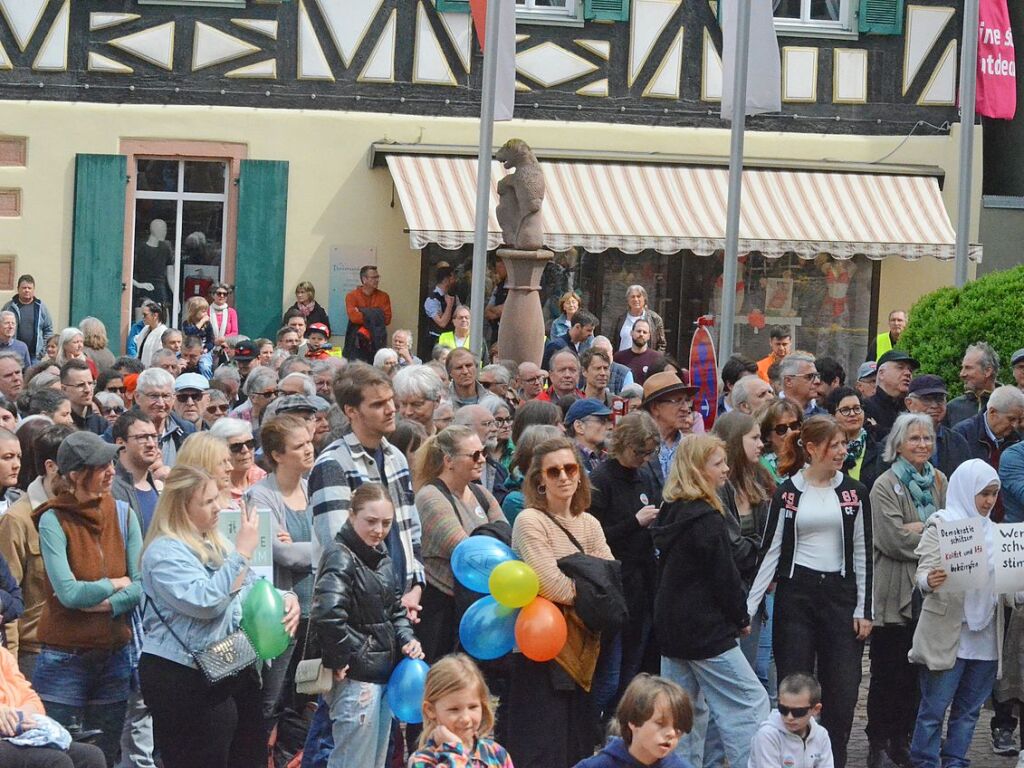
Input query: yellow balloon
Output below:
<box><xmin>489</xmin><ymin>560</ymin><xmax>540</xmax><ymax>608</ymax></box>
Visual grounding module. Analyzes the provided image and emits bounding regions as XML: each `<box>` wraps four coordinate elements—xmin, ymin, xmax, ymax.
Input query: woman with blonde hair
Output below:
<box><xmin>54</xmin><ymin>327</ymin><xmax>97</xmax><ymax>377</ymax></box>
<box><xmin>139</xmin><ymin>464</ymin><xmax>300</xmax><ymax>768</ymax></box>
<box><xmin>507</xmin><ymin>436</ymin><xmax>613</xmax><ymax>767</ymax></box>
<box><xmin>413</xmin><ymin>426</ymin><xmax>506</xmax><ymax>662</ymax></box>
<box><xmin>174</xmin><ymin>432</ymin><xmax>235</xmax><ymax>510</ymax></box>
<box><xmin>550</xmin><ymin>292</ymin><xmax>581</xmax><ymax>340</ymax></box>
<box><xmin>653</xmin><ymin>434</ymin><xmax>768</xmax><ymax>768</ymax></box>
<box><xmin>180</xmin><ymin>296</ymin><xmax>215</xmax><ymax>352</ymax></box>
<box><xmin>79</xmin><ymin>316</ymin><xmax>115</xmax><ymax>372</ymax></box>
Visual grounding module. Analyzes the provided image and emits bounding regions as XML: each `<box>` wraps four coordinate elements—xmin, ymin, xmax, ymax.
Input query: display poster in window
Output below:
<box><xmin>994</xmin><ymin>523</ymin><xmax>1024</xmax><ymax>594</ymax></box>
<box><xmin>218</xmin><ymin>507</ymin><xmax>274</xmax><ymax>583</ymax></box>
<box><xmin>764</xmin><ymin>277</ymin><xmax>794</xmax><ymax>315</ymax></box>
<box><xmin>936</xmin><ymin>517</ymin><xmax>988</xmax><ymax>592</ymax></box>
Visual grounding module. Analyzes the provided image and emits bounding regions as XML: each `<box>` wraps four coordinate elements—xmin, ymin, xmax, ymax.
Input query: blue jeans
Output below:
<box><xmin>910</xmin><ymin>658</ymin><xmax>998</xmax><ymax>768</ymax></box>
<box><xmin>590</xmin><ymin>633</ymin><xmax>622</xmax><ymax>724</ymax></box>
<box><xmin>662</xmin><ymin>645</ymin><xmax>769</xmax><ymax>768</ymax></box>
<box><xmin>755</xmin><ymin>594</ymin><xmax>777</xmax><ymax>707</ymax></box>
<box><xmin>33</xmin><ymin>645</ymin><xmax>132</xmax><ymax>707</ymax></box>
<box><xmin>326</xmin><ymin>678</ymin><xmax>391</xmax><ymax>768</ymax></box>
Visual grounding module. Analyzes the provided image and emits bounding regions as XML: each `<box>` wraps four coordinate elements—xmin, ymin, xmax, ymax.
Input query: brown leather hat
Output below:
<box><xmin>641</xmin><ymin>371</ymin><xmax>698</xmax><ymax>409</ymax></box>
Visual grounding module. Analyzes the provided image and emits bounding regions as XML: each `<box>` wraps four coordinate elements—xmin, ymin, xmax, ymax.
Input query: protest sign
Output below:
<box><xmin>217</xmin><ymin>507</ymin><xmax>274</xmax><ymax>583</ymax></box>
<box><xmin>937</xmin><ymin>517</ymin><xmax>988</xmax><ymax>592</ymax></box>
<box><xmin>994</xmin><ymin>523</ymin><xmax>1024</xmax><ymax>594</ymax></box>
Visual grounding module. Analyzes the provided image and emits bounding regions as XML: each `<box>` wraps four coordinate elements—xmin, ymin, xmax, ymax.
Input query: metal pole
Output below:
<box><xmin>469</xmin><ymin>0</ymin><xmax>501</xmax><ymax>358</ymax></box>
<box><xmin>720</xmin><ymin>0</ymin><xmax>752</xmax><ymax>361</ymax></box>
<box><xmin>954</xmin><ymin>0</ymin><xmax>979</xmax><ymax>288</ymax></box>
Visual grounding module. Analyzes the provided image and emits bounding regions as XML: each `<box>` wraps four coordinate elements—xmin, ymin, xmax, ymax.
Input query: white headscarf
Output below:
<box><xmin>937</xmin><ymin>459</ymin><xmax>1001</xmax><ymax>631</ymax></box>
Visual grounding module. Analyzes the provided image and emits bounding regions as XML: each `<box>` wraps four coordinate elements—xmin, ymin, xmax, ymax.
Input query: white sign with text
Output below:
<box><xmin>937</xmin><ymin>517</ymin><xmax>988</xmax><ymax>592</ymax></box>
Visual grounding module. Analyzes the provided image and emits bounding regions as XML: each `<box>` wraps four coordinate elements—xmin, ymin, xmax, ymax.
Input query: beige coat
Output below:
<box><xmin>870</xmin><ymin>467</ymin><xmax>947</xmax><ymax>626</ymax></box>
<box><xmin>909</xmin><ymin>515</ymin><xmax>1011</xmax><ymax>676</ymax></box>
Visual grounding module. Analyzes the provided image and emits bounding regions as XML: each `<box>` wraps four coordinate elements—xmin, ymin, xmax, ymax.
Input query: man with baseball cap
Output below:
<box><xmin>856</xmin><ymin>361</ymin><xmax>877</xmax><ymax>400</ymax></box>
<box><xmin>173</xmin><ymin>372</ymin><xmax>209</xmax><ymax>432</ymax></box>
<box><xmin>904</xmin><ymin>374</ymin><xmax>971</xmax><ymax>480</ymax></box>
<box><xmin>864</xmin><ymin>349</ymin><xmax>919</xmax><ymax>440</ymax></box>
<box><xmin>639</xmin><ymin>371</ymin><xmax>698</xmax><ymax>484</ymax></box>
<box><xmin>232</xmin><ymin>339</ymin><xmax>259</xmax><ymax>393</ymax></box>
<box><xmin>565</xmin><ymin>398</ymin><xmax>612</xmax><ymax>474</ymax></box>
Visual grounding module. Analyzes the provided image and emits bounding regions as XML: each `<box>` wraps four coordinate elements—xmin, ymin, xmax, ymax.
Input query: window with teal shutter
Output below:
<box><xmin>436</xmin><ymin>0</ymin><xmax>471</xmax><ymax>13</ymax></box>
<box><xmin>585</xmin><ymin>0</ymin><xmax>630</xmax><ymax>21</ymax></box>
<box><xmin>235</xmin><ymin>160</ymin><xmax>289</xmax><ymax>341</ymax></box>
<box><xmin>859</xmin><ymin>0</ymin><xmax>903</xmax><ymax>34</ymax></box>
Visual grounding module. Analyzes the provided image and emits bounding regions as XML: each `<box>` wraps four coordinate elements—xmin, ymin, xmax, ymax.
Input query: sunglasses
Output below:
<box><xmin>206</xmin><ymin>404</ymin><xmax>229</xmax><ymax>414</ymax></box>
<box><xmin>106</xmin><ymin>386</ymin><xmax>127</xmax><ymax>394</ymax></box>
<box><xmin>102</xmin><ymin>406</ymin><xmax>125</xmax><ymax>416</ymax></box>
<box><xmin>228</xmin><ymin>439</ymin><xmax>256</xmax><ymax>454</ymax></box>
<box><xmin>213</xmin><ymin>291</ymin><xmax>228</xmax><ymax>297</ymax></box>
<box><xmin>457</xmin><ymin>449</ymin><xmax>486</xmax><ymax>462</ymax></box>
<box><xmin>543</xmin><ymin>463</ymin><xmax>580</xmax><ymax>482</ymax></box>
<box><xmin>176</xmin><ymin>392</ymin><xmax>203</xmax><ymax>403</ymax></box>
<box><xmin>777</xmin><ymin>704</ymin><xmax>812</xmax><ymax>718</ymax></box>
<box><xmin>771</xmin><ymin>422</ymin><xmax>800</xmax><ymax>436</ymax></box>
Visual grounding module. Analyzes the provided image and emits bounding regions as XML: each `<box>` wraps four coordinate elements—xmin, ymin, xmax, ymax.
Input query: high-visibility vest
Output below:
<box><xmin>875</xmin><ymin>332</ymin><xmax>894</xmax><ymax>361</ymax></box>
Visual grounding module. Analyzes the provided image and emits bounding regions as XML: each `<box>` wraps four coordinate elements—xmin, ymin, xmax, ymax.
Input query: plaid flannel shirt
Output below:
<box><xmin>307</xmin><ymin>427</ymin><xmax>425</xmax><ymax>591</ymax></box>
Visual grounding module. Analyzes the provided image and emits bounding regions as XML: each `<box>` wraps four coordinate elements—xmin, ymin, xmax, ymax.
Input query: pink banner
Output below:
<box><xmin>976</xmin><ymin>0</ymin><xmax>1016</xmax><ymax>120</ymax></box>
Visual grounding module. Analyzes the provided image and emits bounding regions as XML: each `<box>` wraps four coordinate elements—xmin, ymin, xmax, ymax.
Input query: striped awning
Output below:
<box><xmin>384</xmin><ymin>154</ymin><xmax>982</xmax><ymax>261</ymax></box>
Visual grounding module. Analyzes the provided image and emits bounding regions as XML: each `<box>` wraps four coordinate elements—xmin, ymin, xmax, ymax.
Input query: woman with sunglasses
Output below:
<box><xmin>758</xmin><ymin>400</ymin><xmax>803</xmax><ymax>484</ymax></box>
<box><xmin>588</xmin><ymin>412</ymin><xmax>662</xmax><ymax>703</ymax></box>
<box><xmin>746</xmin><ymin>415</ymin><xmax>872</xmax><ymax>768</ymax></box>
<box><xmin>508</xmin><ymin>437</ymin><xmax>613</xmax><ymax>768</ymax></box>
<box><xmin>94</xmin><ymin>391</ymin><xmax>126</xmax><ymax>426</ymax></box>
<box><xmin>176</xmin><ymin>432</ymin><xmax>236</xmax><ymax>512</ymax></box>
<box><xmin>412</xmin><ymin>425</ymin><xmax>507</xmax><ymax>662</ymax></box>
<box><xmin>203</xmin><ymin>389</ymin><xmax>230</xmax><ymax>427</ymax></box>
<box><xmin>824</xmin><ymin>386</ymin><xmax>883</xmax><ymax>491</ymax></box>
<box><xmin>209</xmin><ymin>418</ymin><xmax>266</xmax><ymax>502</ymax></box>
<box><xmin>207</xmin><ymin>283</ymin><xmax>238</xmax><ymax>349</ymax></box>
<box><xmin>653</xmin><ymin>434</ymin><xmax>769</xmax><ymax>768</ymax></box>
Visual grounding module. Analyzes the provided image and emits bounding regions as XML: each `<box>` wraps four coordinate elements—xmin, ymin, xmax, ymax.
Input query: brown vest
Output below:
<box><xmin>36</xmin><ymin>494</ymin><xmax>130</xmax><ymax>650</ymax></box>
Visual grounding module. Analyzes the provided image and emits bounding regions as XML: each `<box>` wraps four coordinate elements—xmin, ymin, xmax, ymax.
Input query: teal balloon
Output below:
<box><xmin>451</xmin><ymin>537</ymin><xmax>516</xmax><ymax>593</ymax></box>
<box><xmin>459</xmin><ymin>596</ymin><xmax>518</xmax><ymax>661</ymax></box>
<box><xmin>387</xmin><ymin>657</ymin><xmax>430</xmax><ymax>724</ymax></box>
<box><xmin>241</xmin><ymin>579</ymin><xmax>290</xmax><ymax>661</ymax></box>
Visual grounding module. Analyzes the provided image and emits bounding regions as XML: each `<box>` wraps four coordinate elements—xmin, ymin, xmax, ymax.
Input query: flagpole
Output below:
<box><xmin>954</xmin><ymin>0</ymin><xmax>979</xmax><ymax>288</ymax></box>
<box><xmin>469</xmin><ymin>0</ymin><xmax>501</xmax><ymax>359</ymax></box>
<box><xmin>720</xmin><ymin>0</ymin><xmax>752</xmax><ymax>361</ymax></box>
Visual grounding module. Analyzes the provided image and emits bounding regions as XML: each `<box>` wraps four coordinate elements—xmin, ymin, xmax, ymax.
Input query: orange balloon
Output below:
<box><xmin>514</xmin><ymin>597</ymin><xmax>567</xmax><ymax>662</ymax></box>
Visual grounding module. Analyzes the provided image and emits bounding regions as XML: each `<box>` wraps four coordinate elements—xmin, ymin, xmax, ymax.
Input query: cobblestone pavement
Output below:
<box><xmin>845</xmin><ymin>654</ymin><xmax>1014</xmax><ymax>768</ymax></box>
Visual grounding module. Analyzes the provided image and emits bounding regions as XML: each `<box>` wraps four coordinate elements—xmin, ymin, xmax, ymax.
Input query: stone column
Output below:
<box><xmin>495</xmin><ymin>248</ymin><xmax>552</xmax><ymax>366</ymax></box>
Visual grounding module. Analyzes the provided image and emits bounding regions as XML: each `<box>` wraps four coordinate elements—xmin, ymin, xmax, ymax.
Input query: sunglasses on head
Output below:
<box><xmin>777</xmin><ymin>704</ymin><xmax>812</xmax><ymax>718</ymax></box>
<box><xmin>771</xmin><ymin>422</ymin><xmax>800</xmax><ymax>436</ymax></box>
<box><xmin>228</xmin><ymin>439</ymin><xmax>255</xmax><ymax>454</ymax></box>
<box><xmin>543</xmin><ymin>463</ymin><xmax>580</xmax><ymax>482</ymax></box>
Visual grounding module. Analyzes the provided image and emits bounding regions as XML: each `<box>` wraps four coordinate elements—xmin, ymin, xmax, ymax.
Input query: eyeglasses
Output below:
<box><xmin>228</xmin><ymin>439</ymin><xmax>256</xmax><ymax>454</ymax></box>
<box><xmin>789</xmin><ymin>372</ymin><xmax>821</xmax><ymax>382</ymax></box>
<box><xmin>457</xmin><ymin>449</ymin><xmax>486</xmax><ymax>462</ymax></box>
<box><xmin>102</xmin><ymin>406</ymin><xmax>125</xmax><ymax>416</ymax></box>
<box><xmin>522</xmin><ymin>376</ymin><xmax>546</xmax><ymax>385</ymax></box>
<box><xmin>836</xmin><ymin>406</ymin><xmax>863</xmax><ymax>417</ymax></box>
<box><xmin>479</xmin><ymin>419</ymin><xmax>495</xmax><ymax>428</ymax></box>
<box><xmin>141</xmin><ymin>391</ymin><xmax>173</xmax><ymax>402</ymax></box>
<box><xmin>911</xmin><ymin>395</ymin><xmax>946</xmax><ymax>408</ymax></box>
<box><xmin>906</xmin><ymin>435</ymin><xmax>935</xmax><ymax>446</ymax></box>
<box><xmin>127</xmin><ymin>432</ymin><xmax>158</xmax><ymax>443</ymax></box>
<box><xmin>543</xmin><ymin>463</ymin><xmax>580</xmax><ymax>482</ymax></box>
<box><xmin>206</xmin><ymin>404</ymin><xmax>229</xmax><ymax>414</ymax></box>
<box><xmin>494</xmin><ymin>417</ymin><xmax>512</xmax><ymax>425</ymax></box>
<box><xmin>480</xmin><ymin>381</ymin><xmax>500</xmax><ymax>390</ymax></box>
<box><xmin>106</xmin><ymin>386</ymin><xmax>127</xmax><ymax>394</ymax></box>
<box><xmin>659</xmin><ymin>397</ymin><xmax>692</xmax><ymax>408</ymax></box>
<box><xmin>777</xmin><ymin>705</ymin><xmax>811</xmax><ymax>718</ymax></box>
<box><xmin>771</xmin><ymin>421</ymin><xmax>801</xmax><ymax>436</ymax></box>
<box><xmin>176</xmin><ymin>392</ymin><xmax>203</xmax><ymax>403</ymax></box>
<box><xmin>253</xmin><ymin>390</ymin><xmax>276</xmax><ymax>399</ymax></box>
<box><xmin>65</xmin><ymin>381</ymin><xmax>94</xmax><ymax>391</ymax></box>
<box><xmin>633</xmin><ymin>445</ymin><xmax>657</xmax><ymax>459</ymax></box>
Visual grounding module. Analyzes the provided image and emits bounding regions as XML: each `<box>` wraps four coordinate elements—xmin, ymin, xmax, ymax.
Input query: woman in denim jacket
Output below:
<box><xmin>138</xmin><ymin>465</ymin><xmax>299</xmax><ymax>768</ymax></box>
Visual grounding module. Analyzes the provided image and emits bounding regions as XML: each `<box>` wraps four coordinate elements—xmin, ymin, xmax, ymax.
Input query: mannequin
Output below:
<box><xmin>133</xmin><ymin>218</ymin><xmax>174</xmax><ymax>308</ymax></box>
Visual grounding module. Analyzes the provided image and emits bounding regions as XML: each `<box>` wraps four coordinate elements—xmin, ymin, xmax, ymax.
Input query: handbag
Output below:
<box><xmin>544</xmin><ymin>514</ymin><xmax>629</xmax><ymax>634</ymax></box>
<box><xmin>294</xmin><ymin>562</ymin><xmax>332</xmax><ymax>696</ymax></box>
<box><xmin>148</xmin><ymin>597</ymin><xmax>258</xmax><ymax>686</ymax></box>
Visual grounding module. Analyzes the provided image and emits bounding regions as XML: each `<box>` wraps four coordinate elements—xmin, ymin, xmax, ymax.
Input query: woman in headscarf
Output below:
<box><xmin>909</xmin><ymin>459</ymin><xmax>1020</xmax><ymax>768</ymax></box>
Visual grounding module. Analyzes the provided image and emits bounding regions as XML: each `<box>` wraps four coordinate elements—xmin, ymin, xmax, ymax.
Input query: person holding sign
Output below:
<box><xmin>746</xmin><ymin>416</ymin><xmax>872</xmax><ymax>768</ymax></box>
<box><xmin>865</xmin><ymin>413</ymin><xmax>948</xmax><ymax>768</ymax></box>
<box><xmin>908</xmin><ymin>460</ymin><xmax>1019</xmax><ymax>768</ymax></box>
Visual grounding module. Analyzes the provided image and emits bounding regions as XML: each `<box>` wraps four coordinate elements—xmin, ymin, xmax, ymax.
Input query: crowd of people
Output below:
<box><xmin>0</xmin><ymin>266</ymin><xmax>1022</xmax><ymax>768</ymax></box>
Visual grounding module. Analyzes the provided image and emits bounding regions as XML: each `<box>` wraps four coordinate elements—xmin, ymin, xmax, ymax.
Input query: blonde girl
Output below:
<box><xmin>409</xmin><ymin>654</ymin><xmax>513</xmax><ymax>767</ymax></box>
<box><xmin>181</xmin><ymin>296</ymin><xmax>215</xmax><ymax>352</ymax></box>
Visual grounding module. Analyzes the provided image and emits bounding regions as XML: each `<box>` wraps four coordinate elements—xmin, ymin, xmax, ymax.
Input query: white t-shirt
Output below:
<box><xmin>619</xmin><ymin>312</ymin><xmax>642</xmax><ymax>351</ymax></box>
<box><xmin>793</xmin><ymin>485</ymin><xmax>844</xmax><ymax>572</ymax></box>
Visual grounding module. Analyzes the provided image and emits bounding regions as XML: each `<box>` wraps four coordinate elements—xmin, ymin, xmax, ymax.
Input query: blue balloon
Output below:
<box><xmin>451</xmin><ymin>537</ymin><xmax>516</xmax><ymax>593</ymax></box>
<box><xmin>386</xmin><ymin>657</ymin><xmax>430</xmax><ymax>724</ymax></box>
<box><xmin>459</xmin><ymin>596</ymin><xmax>518</xmax><ymax>661</ymax></box>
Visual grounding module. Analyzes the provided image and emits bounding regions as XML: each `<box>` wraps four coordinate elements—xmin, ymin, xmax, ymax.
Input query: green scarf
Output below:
<box><xmin>892</xmin><ymin>456</ymin><xmax>936</xmax><ymax>521</ymax></box>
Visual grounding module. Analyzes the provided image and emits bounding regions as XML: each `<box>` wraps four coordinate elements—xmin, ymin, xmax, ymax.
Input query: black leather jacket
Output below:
<box><xmin>310</xmin><ymin>523</ymin><xmax>415</xmax><ymax>684</ymax></box>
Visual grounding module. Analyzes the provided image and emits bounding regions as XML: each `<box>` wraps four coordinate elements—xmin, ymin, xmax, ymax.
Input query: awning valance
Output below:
<box><xmin>384</xmin><ymin>154</ymin><xmax>981</xmax><ymax>262</ymax></box>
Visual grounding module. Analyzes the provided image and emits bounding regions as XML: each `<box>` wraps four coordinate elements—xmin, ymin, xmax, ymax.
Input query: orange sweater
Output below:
<box><xmin>345</xmin><ymin>288</ymin><xmax>392</xmax><ymax>326</ymax></box>
<box><xmin>0</xmin><ymin>646</ymin><xmax>43</xmax><ymax>714</ymax></box>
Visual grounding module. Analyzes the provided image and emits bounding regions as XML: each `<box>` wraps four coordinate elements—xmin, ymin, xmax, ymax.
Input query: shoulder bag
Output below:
<box><xmin>294</xmin><ymin>567</ymin><xmax>332</xmax><ymax>696</ymax></box>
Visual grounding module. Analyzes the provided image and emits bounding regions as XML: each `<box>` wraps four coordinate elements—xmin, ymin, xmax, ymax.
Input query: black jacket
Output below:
<box><xmin>718</xmin><ymin>481</ymin><xmax>770</xmax><ymax>587</ymax></box>
<box><xmin>863</xmin><ymin>387</ymin><xmax>906</xmax><ymax>442</ymax></box>
<box><xmin>651</xmin><ymin>498</ymin><xmax>749</xmax><ymax>661</ymax></box>
<box><xmin>952</xmin><ymin>411</ymin><xmax>1020</xmax><ymax>463</ymax></box>
<box><xmin>283</xmin><ymin>301</ymin><xmax>331</xmax><ymax>335</ymax></box>
<box><xmin>310</xmin><ymin>522</ymin><xmax>415</xmax><ymax>684</ymax></box>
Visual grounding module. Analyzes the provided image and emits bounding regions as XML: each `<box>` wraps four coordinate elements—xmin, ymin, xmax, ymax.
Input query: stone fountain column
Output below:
<box><xmin>495</xmin><ymin>248</ymin><xmax>552</xmax><ymax>367</ymax></box>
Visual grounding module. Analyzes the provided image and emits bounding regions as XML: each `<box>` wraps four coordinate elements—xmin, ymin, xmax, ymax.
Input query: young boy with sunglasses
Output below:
<box><xmin>749</xmin><ymin>673</ymin><xmax>833</xmax><ymax>768</ymax></box>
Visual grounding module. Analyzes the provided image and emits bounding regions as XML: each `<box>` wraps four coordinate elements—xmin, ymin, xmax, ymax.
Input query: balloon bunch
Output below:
<box><xmin>452</xmin><ymin>537</ymin><xmax>567</xmax><ymax>662</ymax></box>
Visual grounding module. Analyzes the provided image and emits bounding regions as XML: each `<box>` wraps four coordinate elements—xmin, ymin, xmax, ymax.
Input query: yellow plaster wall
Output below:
<box><xmin>0</xmin><ymin>100</ymin><xmax>981</xmax><ymax>338</ymax></box>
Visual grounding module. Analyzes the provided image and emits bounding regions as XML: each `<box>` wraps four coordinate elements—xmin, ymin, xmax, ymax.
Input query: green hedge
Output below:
<box><xmin>899</xmin><ymin>265</ymin><xmax>1024</xmax><ymax>397</ymax></box>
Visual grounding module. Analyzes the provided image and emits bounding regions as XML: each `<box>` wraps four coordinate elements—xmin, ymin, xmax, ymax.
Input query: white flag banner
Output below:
<box><xmin>720</xmin><ymin>0</ymin><xmax>782</xmax><ymax>120</ymax></box>
<box><xmin>494</xmin><ymin>0</ymin><xmax>516</xmax><ymax>122</ymax></box>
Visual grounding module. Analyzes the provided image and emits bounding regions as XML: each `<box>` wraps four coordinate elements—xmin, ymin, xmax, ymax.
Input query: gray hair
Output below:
<box><xmin>269</xmin><ymin>350</ymin><xmax>290</xmax><ymax>370</ymax></box>
<box><xmin>279</xmin><ymin>372</ymin><xmax>316</xmax><ymax>396</ymax></box>
<box><xmin>966</xmin><ymin>341</ymin><xmax>1000</xmax><ymax>377</ymax></box>
<box><xmin>373</xmin><ymin>348</ymin><xmax>399</xmax><ymax>368</ymax></box>
<box><xmin>243</xmin><ymin>367</ymin><xmax>278</xmax><ymax>397</ymax></box>
<box><xmin>779</xmin><ymin>352</ymin><xmax>815</xmax><ymax>379</ymax></box>
<box><xmin>484</xmin><ymin>396</ymin><xmax>512</xmax><ymax>417</ymax></box>
<box><xmin>54</xmin><ymin>327</ymin><xmax>84</xmax><ymax>366</ymax></box>
<box><xmin>151</xmin><ymin>348</ymin><xmax>178</xmax><ymax>366</ymax></box>
<box><xmin>625</xmin><ymin>285</ymin><xmax>648</xmax><ymax>302</ymax></box>
<box><xmin>731</xmin><ymin>375</ymin><xmax>766</xmax><ymax>409</ymax></box>
<box><xmin>208</xmin><ymin>417</ymin><xmax>253</xmax><ymax>442</ymax></box>
<box><xmin>620</xmin><ymin>383</ymin><xmax>644</xmax><ymax>400</ymax></box>
<box><xmin>0</xmin><ymin>350</ymin><xmax>25</xmax><ymax>369</ymax></box>
<box><xmin>137</xmin><ymin>367</ymin><xmax>174</xmax><ymax>393</ymax></box>
<box><xmin>94</xmin><ymin>391</ymin><xmax>124</xmax><ymax>412</ymax></box>
<box><xmin>989</xmin><ymin>384</ymin><xmax>1024</xmax><ymax>414</ymax></box>
<box><xmin>212</xmin><ymin>365</ymin><xmax>241</xmax><ymax>385</ymax></box>
<box><xmin>27</xmin><ymin>371</ymin><xmax>59</xmax><ymax>392</ymax></box>
<box><xmin>481</xmin><ymin>364</ymin><xmax>512</xmax><ymax>386</ymax></box>
<box><xmin>0</xmin><ymin>311</ymin><xmax>16</xmax><ymax>324</ymax></box>
<box><xmin>393</xmin><ymin>365</ymin><xmax>444</xmax><ymax>402</ymax></box>
<box><xmin>279</xmin><ymin>356</ymin><xmax>312</xmax><ymax>378</ymax></box>
<box><xmin>207</xmin><ymin>388</ymin><xmax>228</xmax><ymax>405</ymax></box>
<box><xmin>882</xmin><ymin>413</ymin><xmax>936</xmax><ymax>463</ymax></box>
<box><xmin>392</xmin><ymin>328</ymin><xmax>413</xmax><ymax>344</ymax></box>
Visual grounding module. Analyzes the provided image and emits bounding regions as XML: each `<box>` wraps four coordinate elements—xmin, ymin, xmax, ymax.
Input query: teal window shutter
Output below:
<box><xmin>859</xmin><ymin>0</ymin><xmax>903</xmax><ymax>34</ymax></box>
<box><xmin>235</xmin><ymin>159</ymin><xmax>289</xmax><ymax>341</ymax></box>
<box><xmin>585</xmin><ymin>0</ymin><xmax>630</xmax><ymax>22</ymax></box>
<box><xmin>71</xmin><ymin>154</ymin><xmax>127</xmax><ymax>352</ymax></box>
<box><xmin>436</xmin><ymin>0</ymin><xmax>471</xmax><ymax>13</ymax></box>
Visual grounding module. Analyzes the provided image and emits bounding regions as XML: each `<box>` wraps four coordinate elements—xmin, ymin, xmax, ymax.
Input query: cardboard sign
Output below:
<box><xmin>994</xmin><ymin>523</ymin><xmax>1024</xmax><ymax>594</ymax></box>
<box><xmin>217</xmin><ymin>507</ymin><xmax>274</xmax><ymax>584</ymax></box>
<box><xmin>937</xmin><ymin>517</ymin><xmax>988</xmax><ymax>592</ymax></box>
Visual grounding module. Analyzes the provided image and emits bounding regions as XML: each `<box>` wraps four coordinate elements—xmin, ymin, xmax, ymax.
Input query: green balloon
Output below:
<box><xmin>241</xmin><ymin>579</ymin><xmax>290</xmax><ymax>660</ymax></box>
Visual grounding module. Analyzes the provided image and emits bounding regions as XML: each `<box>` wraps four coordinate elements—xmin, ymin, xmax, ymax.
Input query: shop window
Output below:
<box><xmin>773</xmin><ymin>0</ymin><xmax>857</xmax><ymax>36</ymax></box>
<box><xmin>132</xmin><ymin>158</ymin><xmax>228</xmax><ymax>326</ymax></box>
<box><xmin>516</xmin><ymin>0</ymin><xmax>579</xmax><ymax>20</ymax></box>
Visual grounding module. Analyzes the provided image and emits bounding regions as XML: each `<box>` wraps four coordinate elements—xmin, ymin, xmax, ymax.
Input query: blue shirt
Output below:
<box><xmin>0</xmin><ymin>338</ymin><xmax>30</xmax><ymax>368</ymax></box>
